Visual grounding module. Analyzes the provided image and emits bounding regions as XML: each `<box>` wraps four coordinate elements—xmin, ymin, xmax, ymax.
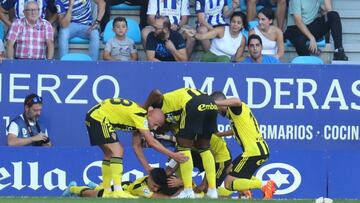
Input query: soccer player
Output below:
<box><xmin>85</xmin><ymin>98</ymin><xmax>187</xmax><ymax>198</ymax></box>
<box><xmin>210</xmin><ymin>91</ymin><xmax>276</xmax><ymax>199</ymax></box>
<box><xmin>144</xmin><ymin>88</ymin><xmax>218</xmax><ymax>198</ymax></box>
<box><xmin>63</xmin><ymin>168</ymin><xmax>179</xmax><ymax>198</ymax></box>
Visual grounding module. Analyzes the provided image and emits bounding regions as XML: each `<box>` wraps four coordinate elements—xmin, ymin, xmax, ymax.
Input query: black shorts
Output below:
<box><xmin>229</xmin><ymin>154</ymin><xmax>269</xmax><ymax>179</ymax></box>
<box><xmin>177</xmin><ymin>95</ymin><xmax>218</xmax><ymax>140</ymax></box>
<box><xmin>85</xmin><ymin>114</ymin><xmax>119</xmax><ymax>146</ymax></box>
<box><xmin>191</xmin><ymin>150</ymin><xmax>232</xmax><ymax>187</ymax></box>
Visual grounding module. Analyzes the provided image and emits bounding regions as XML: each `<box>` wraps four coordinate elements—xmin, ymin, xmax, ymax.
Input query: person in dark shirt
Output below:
<box><xmin>145</xmin><ymin>17</ymin><xmax>187</xmax><ymax>62</ymax></box>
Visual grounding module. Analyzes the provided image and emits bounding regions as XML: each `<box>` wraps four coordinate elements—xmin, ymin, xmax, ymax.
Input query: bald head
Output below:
<box><xmin>147</xmin><ymin>108</ymin><xmax>165</xmax><ymax>130</ymax></box>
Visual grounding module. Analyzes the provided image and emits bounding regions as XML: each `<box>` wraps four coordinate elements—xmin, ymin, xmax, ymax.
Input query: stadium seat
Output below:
<box><xmin>103</xmin><ymin>18</ymin><xmax>141</xmax><ymax>44</ymax></box>
<box><xmin>0</xmin><ymin>22</ymin><xmax>4</xmax><ymax>40</ymax></box>
<box><xmin>69</xmin><ymin>37</ymin><xmax>89</xmax><ymax>44</ymax></box>
<box><xmin>111</xmin><ymin>3</ymin><xmax>140</xmax><ymax>10</ymax></box>
<box><xmin>285</xmin><ymin>37</ymin><xmax>326</xmax><ymax>48</ymax></box>
<box><xmin>60</xmin><ymin>53</ymin><xmax>92</xmax><ymax>61</ymax></box>
<box><xmin>291</xmin><ymin>56</ymin><xmax>324</xmax><ymax>64</ymax></box>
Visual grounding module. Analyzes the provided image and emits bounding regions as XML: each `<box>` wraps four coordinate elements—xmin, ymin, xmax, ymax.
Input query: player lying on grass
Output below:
<box><xmin>62</xmin><ymin>168</ymin><xmax>180</xmax><ymax>198</ymax></box>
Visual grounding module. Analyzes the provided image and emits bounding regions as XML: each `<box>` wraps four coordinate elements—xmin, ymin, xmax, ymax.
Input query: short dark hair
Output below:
<box><xmin>150</xmin><ymin>168</ymin><xmax>168</xmax><ymax>190</ymax></box>
<box><xmin>211</xmin><ymin>91</ymin><xmax>226</xmax><ymax>101</ymax></box>
<box><xmin>231</xmin><ymin>11</ymin><xmax>249</xmax><ymax>31</ymax></box>
<box><xmin>258</xmin><ymin>7</ymin><xmax>275</xmax><ymax>21</ymax></box>
<box><xmin>247</xmin><ymin>34</ymin><xmax>263</xmax><ymax>47</ymax></box>
<box><xmin>113</xmin><ymin>17</ymin><xmax>127</xmax><ymax>27</ymax></box>
<box><xmin>24</xmin><ymin>93</ymin><xmax>43</xmax><ymax>107</ymax></box>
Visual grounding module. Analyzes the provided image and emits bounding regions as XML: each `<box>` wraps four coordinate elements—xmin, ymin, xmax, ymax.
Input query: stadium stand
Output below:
<box><xmin>60</xmin><ymin>53</ymin><xmax>93</xmax><ymax>61</ymax></box>
<box><xmin>60</xmin><ymin>0</ymin><xmax>360</xmax><ymax>63</ymax></box>
<box><xmin>291</xmin><ymin>56</ymin><xmax>324</xmax><ymax>64</ymax></box>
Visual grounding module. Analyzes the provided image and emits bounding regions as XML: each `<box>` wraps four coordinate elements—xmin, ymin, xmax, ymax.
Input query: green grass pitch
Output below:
<box><xmin>1</xmin><ymin>198</ymin><xmax>360</xmax><ymax>203</ymax></box>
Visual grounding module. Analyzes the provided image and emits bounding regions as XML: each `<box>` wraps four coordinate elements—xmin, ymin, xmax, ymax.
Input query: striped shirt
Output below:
<box><xmin>56</xmin><ymin>0</ymin><xmax>92</xmax><ymax>25</ymax></box>
<box><xmin>7</xmin><ymin>18</ymin><xmax>54</xmax><ymax>59</ymax></box>
<box><xmin>147</xmin><ymin>0</ymin><xmax>190</xmax><ymax>25</ymax></box>
<box><xmin>1</xmin><ymin>0</ymin><xmax>48</xmax><ymax>19</ymax></box>
<box><xmin>195</xmin><ymin>0</ymin><xmax>227</xmax><ymax>26</ymax></box>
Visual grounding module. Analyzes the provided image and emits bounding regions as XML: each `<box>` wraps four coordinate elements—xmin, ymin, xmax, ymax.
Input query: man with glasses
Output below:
<box><xmin>0</xmin><ymin>0</ymin><xmax>57</xmax><ymax>28</ymax></box>
<box><xmin>145</xmin><ymin>17</ymin><xmax>187</xmax><ymax>61</ymax></box>
<box><xmin>6</xmin><ymin>93</ymin><xmax>51</xmax><ymax>146</ymax></box>
<box><xmin>6</xmin><ymin>0</ymin><xmax>54</xmax><ymax>59</ymax></box>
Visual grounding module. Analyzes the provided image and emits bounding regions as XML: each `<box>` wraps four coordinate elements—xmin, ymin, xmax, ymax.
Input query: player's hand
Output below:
<box><xmin>165</xmin><ymin>40</ymin><xmax>176</xmax><ymax>52</ymax></box>
<box><xmin>145</xmin><ymin>166</ymin><xmax>154</xmax><ymax>174</ymax></box>
<box><xmin>167</xmin><ymin>176</ymin><xmax>183</xmax><ymax>187</ymax></box>
<box><xmin>172</xmin><ymin>152</ymin><xmax>189</xmax><ymax>163</ymax></box>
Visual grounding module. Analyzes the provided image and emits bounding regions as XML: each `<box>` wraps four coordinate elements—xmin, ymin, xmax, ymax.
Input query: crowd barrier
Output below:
<box><xmin>0</xmin><ymin>61</ymin><xmax>359</xmax><ymax>198</ymax></box>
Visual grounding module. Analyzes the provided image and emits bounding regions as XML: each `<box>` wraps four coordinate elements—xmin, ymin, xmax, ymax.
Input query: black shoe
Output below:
<box><xmin>333</xmin><ymin>48</ymin><xmax>349</xmax><ymax>61</ymax></box>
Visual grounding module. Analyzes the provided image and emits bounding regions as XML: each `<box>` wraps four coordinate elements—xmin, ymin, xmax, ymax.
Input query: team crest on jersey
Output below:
<box><xmin>143</xmin><ymin>187</ymin><xmax>151</xmax><ymax>196</ymax></box>
<box><xmin>22</xmin><ymin>128</ymin><xmax>28</xmax><ymax>137</ymax></box>
<box><xmin>144</xmin><ymin>119</ymin><xmax>149</xmax><ymax>128</ymax></box>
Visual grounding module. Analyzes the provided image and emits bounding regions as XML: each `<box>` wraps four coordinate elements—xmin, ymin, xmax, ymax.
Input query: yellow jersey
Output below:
<box><xmin>226</xmin><ymin>102</ymin><xmax>269</xmax><ymax>157</ymax></box>
<box><xmin>210</xmin><ymin>134</ymin><xmax>231</xmax><ymax>163</ymax></box>
<box><xmin>161</xmin><ymin>88</ymin><xmax>204</xmax><ymax>125</ymax></box>
<box><xmin>123</xmin><ymin>176</ymin><xmax>153</xmax><ymax>198</ymax></box>
<box><xmin>88</xmin><ymin>98</ymin><xmax>149</xmax><ymax>131</ymax></box>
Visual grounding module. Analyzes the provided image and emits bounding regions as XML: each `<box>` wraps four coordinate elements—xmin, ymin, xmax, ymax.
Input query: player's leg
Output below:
<box><xmin>175</xmin><ymin>136</ymin><xmax>194</xmax><ymax>196</ymax></box>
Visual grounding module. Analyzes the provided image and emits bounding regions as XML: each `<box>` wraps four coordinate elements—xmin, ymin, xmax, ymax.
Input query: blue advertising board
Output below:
<box><xmin>0</xmin><ymin>61</ymin><xmax>359</xmax><ymax>198</ymax></box>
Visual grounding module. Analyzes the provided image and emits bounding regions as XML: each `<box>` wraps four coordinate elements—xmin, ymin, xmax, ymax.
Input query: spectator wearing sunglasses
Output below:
<box><xmin>6</xmin><ymin>93</ymin><xmax>51</xmax><ymax>146</ymax></box>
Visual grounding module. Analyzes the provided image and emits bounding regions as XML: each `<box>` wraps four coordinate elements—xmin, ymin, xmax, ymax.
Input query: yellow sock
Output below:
<box><xmin>102</xmin><ymin>160</ymin><xmax>111</xmax><ymax>190</ymax></box>
<box><xmin>218</xmin><ymin>187</ymin><xmax>236</xmax><ymax>197</ymax></box>
<box><xmin>110</xmin><ymin>157</ymin><xmax>123</xmax><ymax>190</ymax></box>
<box><xmin>232</xmin><ymin>176</ymin><xmax>262</xmax><ymax>191</ymax></box>
<box><xmin>178</xmin><ymin>149</ymin><xmax>193</xmax><ymax>189</ymax></box>
<box><xmin>70</xmin><ymin>186</ymin><xmax>90</xmax><ymax>195</ymax></box>
<box><xmin>200</xmin><ymin>150</ymin><xmax>216</xmax><ymax>189</ymax></box>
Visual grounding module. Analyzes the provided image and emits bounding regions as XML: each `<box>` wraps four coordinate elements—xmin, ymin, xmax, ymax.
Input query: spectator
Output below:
<box><xmin>187</xmin><ymin>11</ymin><xmax>247</xmax><ymax>62</ymax></box>
<box><xmin>103</xmin><ymin>17</ymin><xmax>138</xmax><ymax>61</ymax></box>
<box><xmin>100</xmin><ymin>0</ymin><xmax>148</xmax><ymax>32</ymax></box>
<box><xmin>249</xmin><ymin>7</ymin><xmax>284</xmax><ymax>59</ymax></box>
<box><xmin>56</xmin><ymin>0</ymin><xmax>104</xmax><ymax>60</ymax></box>
<box><xmin>6</xmin><ymin>1</ymin><xmax>54</xmax><ymax>60</ymax></box>
<box><xmin>141</xmin><ymin>0</ymin><xmax>196</xmax><ymax>57</ymax></box>
<box><xmin>242</xmin><ymin>34</ymin><xmax>280</xmax><ymax>63</ymax></box>
<box><xmin>145</xmin><ymin>17</ymin><xmax>187</xmax><ymax>62</ymax></box>
<box><xmin>0</xmin><ymin>39</ymin><xmax>5</xmax><ymax>58</ymax></box>
<box><xmin>0</xmin><ymin>0</ymin><xmax>57</xmax><ymax>28</ymax></box>
<box><xmin>285</xmin><ymin>0</ymin><xmax>348</xmax><ymax>60</ymax></box>
<box><xmin>7</xmin><ymin>93</ymin><xmax>51</xmax><ymax>146</ymax></box>
<box><xmin>246</xmin><ymin>0</ymin><xmax>287</xmax><ymax>30</ymax></box>
<box><xmin>195</xmin><ymin>0</ymin><xmax>240</xmax><ymax>51</ymax></box>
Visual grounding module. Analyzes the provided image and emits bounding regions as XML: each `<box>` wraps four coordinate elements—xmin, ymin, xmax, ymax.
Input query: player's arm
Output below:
<box><xmin>216</xmin><ymin>130</ymin><xmax>233</xmax><ymax>137</ymax></box>
<box><xmin>132</xmin><ymin>131</ymin><xmax>153</xmax><ymax>173</ymax></box>
<box><xmin>143</xmin><ymin>89</ymin><xmax>164</xmax><ymax>110</ymax></box>
<box><xmin>214</xmin><ymin>98</ymin><xmax>242</xmax><ymax>107</ymax></box>
<box><xmin>139</xmin><ymin>129</ymin><xmax>188</xmax><ymax>163</ymax></box>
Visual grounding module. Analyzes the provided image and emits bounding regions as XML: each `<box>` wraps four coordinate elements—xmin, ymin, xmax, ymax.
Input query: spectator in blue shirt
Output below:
<box><xmin>242</xmin><ymin>34</ymin><xmax>280</xmax><ymax>63</ymax></box>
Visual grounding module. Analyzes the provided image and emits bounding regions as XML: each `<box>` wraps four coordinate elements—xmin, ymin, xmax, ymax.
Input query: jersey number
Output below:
<box><xmin>249</xmin><ymin>112</ymin><xmax>260</xmax><ymax>133</ymax></box>
<box><xmin>110</xmin><ymin>98</ymin><xmax>133</xmax><ymax>106</ymax></box>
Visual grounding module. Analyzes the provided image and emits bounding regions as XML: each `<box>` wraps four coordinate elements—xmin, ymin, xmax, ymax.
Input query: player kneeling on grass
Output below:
<box><xmin>63</xmin><ymin>168</ymin><xmax>179</xmax><ymax>198</ymax></box>
<box><xmin>211</xmin><ymin>91</ymin><xmax>276</xmax><ymax>199</ymax></box>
